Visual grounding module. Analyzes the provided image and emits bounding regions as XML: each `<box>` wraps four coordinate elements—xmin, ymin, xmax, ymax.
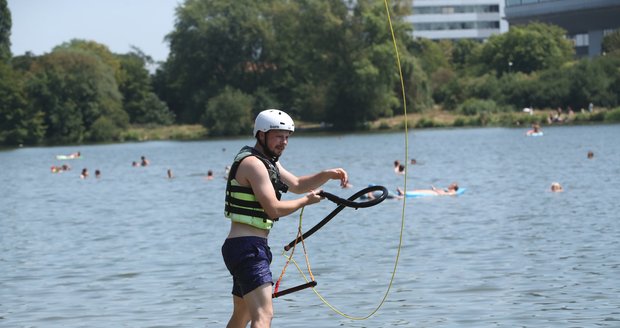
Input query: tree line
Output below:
<box><xmin>2</xmin><ymin>0</ymin><xmax>620</xmax><ymax>146</ymax></box>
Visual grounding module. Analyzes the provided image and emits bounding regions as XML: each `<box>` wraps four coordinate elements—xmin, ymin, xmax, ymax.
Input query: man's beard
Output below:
<box><xmin>261</xmin><ymin>135</ymin><xmax>282</xmax><ymax>161</ymax></box>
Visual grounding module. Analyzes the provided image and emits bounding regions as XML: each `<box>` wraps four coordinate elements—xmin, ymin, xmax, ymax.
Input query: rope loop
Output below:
<box><xmin>284</xmin><ymin>185</ymin><xmax>389</xmax><ymax>251</ymax></box>
<box><xmin>318</xmin><ymin>185</ymin><xmax>388</xmax><ymax>209</ymax></box>
<box><xmin>275</xmin><ymin>1</ymin><xmax>409</xmax><ymax>321</ymax></box>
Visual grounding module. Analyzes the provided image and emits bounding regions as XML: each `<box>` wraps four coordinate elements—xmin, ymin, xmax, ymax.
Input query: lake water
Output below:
<box><xmin>1</xmin><ymin>125</ymin><xmax>619</xmax><ymax>327</ymax></box>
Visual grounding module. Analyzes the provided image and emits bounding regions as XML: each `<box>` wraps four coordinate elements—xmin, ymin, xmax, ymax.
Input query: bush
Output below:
<box><xmin>140</xmin><ymin>93</ymin><xmax>175</xmax><ymax>125</ymax></box>
<box><xmin>201</xmin><ymin>87</ymin><xmax>254</xmax><ymax>137</ymax></box>
<box><xmin>453</xmin><ymin>117</ymin><xmax>465</xmax><ymax>127</ymax></box>
<box><xmin>590</xmin><ymin>111</ymin><xmax>606</xmax><ymax>122</ymax></box>
<box><xmin>454</xmin><ymin>115</ymin><xmax>485</xmax><ymax>126</ymax></box>
<box><xmin>572</xmin><ymin>112</ymin><xmax>587</xmax><ymax>123</ymax></box>
<box><xmin>378</xmin><ymin>121</ymin><xmax>391</xmax><ymax>130</ymax></box>
<box><xmin>458</xmin><ymin>98</ymin><xmax>497</xmax><ymax>116</ymax></box>
<box><xmin>494</xmin><ymin>113</ymin><xmax>517</xmax><ymax>126</ymax></box>
<box><xmin>89</xmin><ymin>116</ymin><xmax>121</xmax><ymax>142</ymax></box>
<box><xmin>463</xmin><ymin>74</ymin><xmax>501</xmax><ymax>102</ymax></box>
<box><xmin>604</xmin><ymin>107</ymin><xmax>620</xmax><ymax>122</ymax></box>
<box><xmin>415</xmin><ymin>117</ymin><xmax>437</xmax><ymax>128</ymax></box>
<box><xmin>476</xmin><ymin>112</ymin><xmax>490</xmax><ymax>126</ymax></box>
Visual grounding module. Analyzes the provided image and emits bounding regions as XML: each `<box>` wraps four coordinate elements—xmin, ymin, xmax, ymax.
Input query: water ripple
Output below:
<box><xmin>1</xmin><ymin>127</ymin><xmax>619</xmax><ymax>327</ymax></box>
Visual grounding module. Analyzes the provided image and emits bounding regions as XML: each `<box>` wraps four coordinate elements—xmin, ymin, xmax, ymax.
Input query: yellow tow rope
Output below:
<box><xmin>281</xmin><ymin>0</ymin><xmax>409</xmax><ymax>320</ymax></box>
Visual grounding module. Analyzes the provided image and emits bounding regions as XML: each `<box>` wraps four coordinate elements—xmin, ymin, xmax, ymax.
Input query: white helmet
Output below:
<box><xmin>253</xmin><ymin>109</ymin><xmax>295</xmax><ymax>137</ymax></box>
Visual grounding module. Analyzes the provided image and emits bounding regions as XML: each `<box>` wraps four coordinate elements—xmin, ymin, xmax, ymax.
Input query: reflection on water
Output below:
<box><xmin>1</xmin><ymin>125</ymin><xmax>619</xmax><ymax>327</ymax></box>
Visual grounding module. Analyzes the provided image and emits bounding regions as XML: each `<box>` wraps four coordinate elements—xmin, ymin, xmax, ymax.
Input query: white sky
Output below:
<box><xmin>7</xmin><ymin>0</ymin><xmax>181</xmax><ymax>62</ymax></box>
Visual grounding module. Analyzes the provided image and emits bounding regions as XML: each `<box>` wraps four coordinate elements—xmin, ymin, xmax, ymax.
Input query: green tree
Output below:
<box><xmin>451</xmin><ymin>39</ymin><xmax>482</xmax><ymax>70</ymax></box>
<box><xmin>11</xmin><ymin>51</ymin><xmax>37</xmax><ymax>72</ymax></box>
<box><xmin>267</xmin><ymin>0</ymin><xmax>347</xmax><ymax>121</ymax></box>
<box><xmin>159</xmin><ymin>0</ymin><xmax>417</xmax><ymax>130</ymax></box>
<box><xmin>603</xmin><ymin>55</ymin><xmax>620</xmax><ymax>107</ymax></box>
<box><xmin>324</xmin><ymin>0</ymin><xmax>409</xmax><ymax>129</ymax></box>
<box><xmin>54</xmin><ymin>39</ymin><xmax>123</xmax><ymax>82</ymax></box>
<box><xmin>0</xmin><ymin>0</ymin><xmax>11</xmax><ymax>61</ymax></box>
<box><xmin>495</xmin><ymin>72</ymin><xmax>539</xmax><ymax>109</ymax></box>
<box><xmin>402</xmin><ymin>55</ymin><xmax>433</xmax><ymax>112</ymax></box>
<box><xmin>529</xmin><ymin>68</ymin><xmax>571</xmax><ymax>109</ymax></box>
<box><xmin>406</xmin><ymin>37</ymin><xmax>455</xmax><ymax>112</ymax></box>
<box><xmin>408</xmin><ymin>38</ymin><xmax>451</xmax><ymax>76</ymax></box>
<box><xmin>479</xmin><ymin>23</ymin><xmax>574</xmax><ymax>75</ymax></box>
<box><xmin>26</xmin><ymin>49</ymin><xmax>128</xmax><ymax>143</ymax></box>
<box><xmin>567</xmin><ymin>58</ymin><xmax>618</xmax><ymax>108</ymax></box>
<box><xmin>118</xmin><ymin>49</ymin><xmax>174</xmax><ymax>125</ymax></box>
<box><xmin>602</xmin><ymin>29</ymin><xmax>620</xmax><ymax>55</ymax></box>
<box><xmin>0</xmin><ymin>62</ymin><xmax>45</xmax><ymax>145</ymax></box>
<box><xmin>201</xmin><ymin>87</ymin><xmax>253</xmax><ymax>136</ymax></box>
<box><xmin>139</xmin><ymin>93</ymin><xmax>175</xmax><ymax>125</ymax></box>
<box><xmin>462</xmin><ymin>73</ymin><xmax>502</xmax><ymax>105</ymax></box>
<box><xmin>161</xmin><ymin>0</ymin><xmax>273</xmax><ymax>123</ymax></box>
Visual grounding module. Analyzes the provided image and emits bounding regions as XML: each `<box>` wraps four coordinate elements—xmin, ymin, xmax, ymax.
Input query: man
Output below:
<box><xmin>221</xmin><ymin>109</ymin><xmax>348</xmax><ymax>328</ymax></box>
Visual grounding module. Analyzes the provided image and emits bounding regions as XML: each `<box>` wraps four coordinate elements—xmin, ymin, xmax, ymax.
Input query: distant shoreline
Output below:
<box><xmin>120</xmin><ymin>107</ymin><xmax>620</xmax><ymax>142</ymax></box>
<box><xmin>3</xmin><ymin>107</ymin><xmax>618</xmax><ymax>149</ymax></box>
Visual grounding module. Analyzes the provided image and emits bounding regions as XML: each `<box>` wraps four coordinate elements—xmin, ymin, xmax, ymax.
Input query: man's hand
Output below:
<box><xmin>328</xmin><ymin>168</ymin><xmax>348</xmax><ymax>188</ymax></box>
<box><xmin>306</xmin><ymin>189</ymin><xmax>323</xmax><ymax>205</ymax></box>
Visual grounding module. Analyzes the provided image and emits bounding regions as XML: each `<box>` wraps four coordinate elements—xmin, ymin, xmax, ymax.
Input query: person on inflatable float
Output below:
<box><xmin>221</xmin><ymin>109</ymin><xmax>349</xmax><ymax>328</ymax></box>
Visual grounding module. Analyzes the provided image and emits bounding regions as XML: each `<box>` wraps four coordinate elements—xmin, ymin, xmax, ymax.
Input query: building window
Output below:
<box><xmin>413</xmin><ymin>5</ymin><xmax>499</xmax><ymax>15</ymax></box>
<box><xmin>414</xmin><ymin>21</ymin><xmax>500</xmax><ymax>32</ymax></box>
<box><xmin>570</xmin><ymin>33</ymin><xmax>589</xmax><ymax>47</ymax></box>
<box><xmin>506</xmin><ymin>0</ymin><xmax>556</xmax><ymax>7</ymax></box>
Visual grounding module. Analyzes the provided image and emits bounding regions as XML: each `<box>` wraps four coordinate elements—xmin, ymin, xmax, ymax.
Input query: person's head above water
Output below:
<box><xmin>551</xmin><ymin>182</ymin><xmax>563</xmax><ymax>192</ymax></box>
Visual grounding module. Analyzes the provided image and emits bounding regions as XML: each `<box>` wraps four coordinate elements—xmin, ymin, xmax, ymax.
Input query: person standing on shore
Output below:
<box><xmin>221</xmin><ymin>109</ymin><xmax>348</xmax><ymax>328</ymax></box>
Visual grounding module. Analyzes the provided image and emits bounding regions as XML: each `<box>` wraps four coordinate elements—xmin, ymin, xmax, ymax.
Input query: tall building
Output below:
<box><xmin>406</xmin><ymin>0</ymin><xmax>508</xmax><ymax>41</ymax></box>
<box><xmin>505</xmin><ymin>0</ymin><xmax>620</xmax><ymax>57</ymax></box>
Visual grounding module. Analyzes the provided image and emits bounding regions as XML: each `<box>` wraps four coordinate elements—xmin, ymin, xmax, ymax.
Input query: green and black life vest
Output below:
<box><xmin>225</xmin><ymin>146</ymin><xmax>288</xmax><ymax>230</ymax></box>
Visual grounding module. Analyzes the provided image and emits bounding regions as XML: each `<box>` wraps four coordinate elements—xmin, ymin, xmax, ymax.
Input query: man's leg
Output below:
<box><xmin>227</xmin><ymin>295</ymin><xmax>251</xmax><ymax>328</ymax></box>
<box><xmin>243</xmin><ymin>283</ymin><xmax>273</xmax><ymax>328</ymax></box>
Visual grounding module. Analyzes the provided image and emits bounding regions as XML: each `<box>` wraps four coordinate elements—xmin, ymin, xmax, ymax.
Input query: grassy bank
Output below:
<box><xmin>369</xmin><ymin>107</ymin><xmax>620</xmax><ymax>131</ymax></box>
<box><xmin>121</xmin><ymin>124</ymin><xmax>208</xmax><ymax>142</ymax></box>
<box><xmin>121</xmin><ymin>107</ymin><xmax>620</xmax><ymax>141</ymax></box>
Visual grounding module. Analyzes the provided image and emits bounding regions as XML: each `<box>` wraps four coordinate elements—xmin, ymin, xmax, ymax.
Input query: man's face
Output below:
<box><xmin>265</xmin><ymin>130</ymin><xmax>291</xmax><ymax>156</ymax></box>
